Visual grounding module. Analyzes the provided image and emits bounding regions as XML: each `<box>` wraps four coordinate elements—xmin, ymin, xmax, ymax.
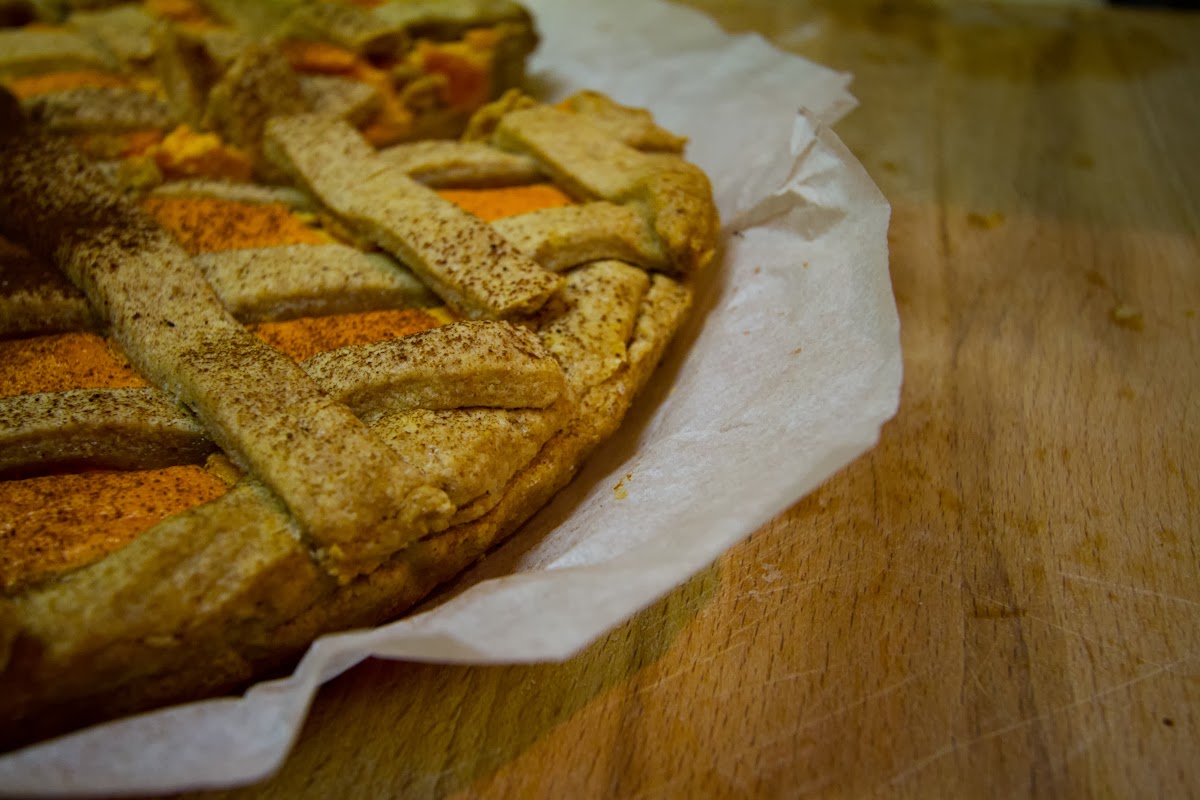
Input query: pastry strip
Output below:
<box><xmin>373</xmin><ymin>398</ymin><xmax>572</xmax><ymax>513</ymax></box>
<box><xmin>492</xmin><ymin>202</ymin><xmax>668</xmax><ymax>272</ymax></box>
<box><xmin>67</xmin><ymin>5</ymin><xmax>158</xmax><ymax>67</ymax></box>
<box><xmin>491</xmin><ymin>104</ymin><xmax>719</xmax><ymax>274</ymax></box>
<box><xmin>149</xmin><ymin>180</ymin><xmax>315</xmax><ymax>210</ymax></box>
<box><xmin>0</xmin><ymin>29</ymin><xmax>112</xmax><ymax>78</ymax></box>
<box><xmin>202</xmin><ymin>44</ymin><xmax>309</xmax><ymax>168</ymax></box>
<box><xmin>223</xmin><ymin>0</ymin><xmax>407</xmax><ymax>50</ymax></box>
<box><xmin>12</xmin><ymin>479</ymin><xmax>321</xmax><ymax>699</ymax></box>
<box><xmin>0</xmin><ymin>388</ymin><xmax>209</xmax><ymax>476</ymax></box>
<box><xmin>0</xmin><ymin>238</ymin><xmax>96</xmax><ymax>336</ymax></box>
<box><xmin>299</xmin><ymin>74</ymin><xmax>382</xmax><ymax>126</ymax></box>
<box><xmin>22</xmin><ymin>86</ymin><xmax>177</xmax><ymax>133</ymax></box>
<box><xmin>558</xmin><ymin>90</ymin><xmax>687</xmax><ymax>153</ymax></box>
<box><xmin>379</xmin><ymin>139</ymin><xmax>543</xmax><ymax>187</ymax></box>
<box><xmin>194</xmin><ymin>244</ymin><xmax>437</xmax><ymax>322</ymax></box>
<box><xmin>0</xmin><ymin>241</ymin><xmax>433</xmax><ymax>332</ymax></box>
<box><xmin>264</xmin><ymin>112</ymin><xmax>562</xmax><ymax>319</ymax></box>
<box><xmin>532</xmin><ymin>260</ymin><xmax>650</xmax><ymax>391</ymax></box>
<box><xmin>303</xmin><ymin>320</ymin><xmax>566</xmax><ymax>423</ymax></box>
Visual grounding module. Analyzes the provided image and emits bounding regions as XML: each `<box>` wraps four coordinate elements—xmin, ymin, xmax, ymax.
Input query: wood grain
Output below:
<box><xmin>178</xmin><ymin>3</ymin><xmax>1200</xmax><ymax>797</ymax></box>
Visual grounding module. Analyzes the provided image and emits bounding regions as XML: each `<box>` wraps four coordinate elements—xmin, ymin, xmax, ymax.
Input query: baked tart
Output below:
<box><xmin>0</xmin><ymin>0</ymin><xmax>718</xmax><ymax>750</ymax></box>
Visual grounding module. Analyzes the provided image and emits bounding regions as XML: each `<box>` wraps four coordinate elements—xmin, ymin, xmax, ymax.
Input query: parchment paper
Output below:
<box><xmin>0</xmin><ymin>0</ymin><xmax>901</xmax><ymax>795</ymax></box>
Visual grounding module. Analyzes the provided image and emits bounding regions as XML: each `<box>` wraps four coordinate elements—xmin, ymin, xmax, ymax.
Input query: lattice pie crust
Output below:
<box><xmin>0</xmin><ymin>1</ymin><xmax>718</xmax><ymax>749</ymax></box>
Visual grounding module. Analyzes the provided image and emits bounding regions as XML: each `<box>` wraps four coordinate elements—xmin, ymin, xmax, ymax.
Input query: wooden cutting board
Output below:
<box><xmin>177</xmin><ymin>2</ymin><xmax>1199</xmax><ymax>797</ymax></box>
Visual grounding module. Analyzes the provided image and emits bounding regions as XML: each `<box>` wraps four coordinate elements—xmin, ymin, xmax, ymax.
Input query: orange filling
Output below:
<box><xmin>0</xmin><ymin>466</ymin><xmax>228</xmax><ymax>593</ymax></box>
<box><xmin>1</xmin><ymin>185</ymin><xmax>569</xmax><ymax>586</ymax></box>
<box><xmin>0</xmin><ymin>310</ymin><xmax>441</xmax><ymax>588</ymax></box>
<box><xmin>0</xmin><ymin>333</ymin><xmax>147</xmax><ymax>396</ymax></box>
<box><xmin>413</xmin><ymin>33</ymin><xmax>496</xmax><ymax>111</ymax></box>
<box><xmin>73</xmin><ymin>127</ymin><xmax>252</xmax><ymax>180</ymax></box>
<box><xmin>437</xmin><ymin>184</ymin><xmax>574</xmax><ymax>221</ymax></box>
<box><xmin>251</xmin><ymin>308</ymin><xmax>444</xmax><ymax>362</ymax></box>
<box><xmin>281</xmin><ymin>34</ymin><xmax>497</xmax><ymax>147</ymax></box>
<box><xmin>282</xmin><ymin>41</ymin><xmax>415</xmax><ymax>147</ymax></box>
<box><xmin>151</xmin><ymin>126</ymin><xmax>255</xmax><ymax>183</ymax></box>
<box><xmin>4</xmin><ymin>70</ymin><xmax>128</xmax><ymax>99</ymax></box>
<box><xmin>141</xmin><ymin>196</ymin><xmax>327</xmax><ymax>253</ymax></box>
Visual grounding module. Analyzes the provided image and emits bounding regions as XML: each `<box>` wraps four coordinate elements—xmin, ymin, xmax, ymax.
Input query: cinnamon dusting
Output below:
<box><xmin>251</xmin><ymin>308</ymin><xmax>444</xmax><ymax>362</ymax></box>
<box><xmin>0</xmin><ymin>333</ymin><xmax>147</xmax><ymax>398</ymax></box>
<box><xmin>141</xmin><ymin>196</ymin><xmax>327</xmax><ymax>254</ymax></box>
<box><xmin>0</xmin><ymin>466</ymin><xmax>228</xmax><ymax>593</ymax></box>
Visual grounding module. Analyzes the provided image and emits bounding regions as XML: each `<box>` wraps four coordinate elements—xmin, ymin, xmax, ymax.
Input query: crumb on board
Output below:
<box><xmin>1110</xmin><ymin>304</ymin><xmax>1145</xmax><ymax>332</ymax></box>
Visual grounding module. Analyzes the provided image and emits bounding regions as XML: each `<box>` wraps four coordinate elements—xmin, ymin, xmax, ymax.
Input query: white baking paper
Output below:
<box><xmin>0</xmin><ymin>0</ymin><xmax>900</xmax><ymax>795</ymax></box>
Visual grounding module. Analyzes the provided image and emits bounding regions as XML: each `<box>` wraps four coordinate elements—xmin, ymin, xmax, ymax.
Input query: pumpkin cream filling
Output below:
<box><xmin>0</xmin><ymin>184</ymin><xmax>571</xmax><ymax>592</ymax></box>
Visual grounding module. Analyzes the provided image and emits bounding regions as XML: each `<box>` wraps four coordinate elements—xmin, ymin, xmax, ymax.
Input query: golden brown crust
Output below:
<box><xmin>491</xmin><ymin>202</ymin><xmax>669</xmax><ymax>273</ymax></box>
<box><xmin>380</xmin><ymin>139</ymin><xmax>543</xmax><ymax>187</ymax></box>
<box><xmin>265</xmin><ymin>112</ymin><xmax>564</xmax><ymax>320</ymax></box>
<box><xmin>490</xmin><ymin>102</ymin><xmax>719</xmax><ymax>274</ymax></box>
<box><xmin>194</xmin><ymin>243</ymin><xmax>438</xmax><ymax>323</ymax></box>
<box><xmin>0</xmin><ymin>11</ymin><xmax>716</xmax><ymax>747</ymax></box>
<box><xmin>558</xmin><ymin>90</ymin><xmax>688</xmax><ymax>153</ymax></box>
<box><xmin>0</xmin><ymin>388</ymin><xmax>210</xmax><ymax>476</ymax></box>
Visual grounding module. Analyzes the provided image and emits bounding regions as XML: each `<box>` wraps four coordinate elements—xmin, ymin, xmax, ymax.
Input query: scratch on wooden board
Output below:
<box><xmin>633</xmin><ymin>640</ymin><xmax>751</xmax><ymax>695</ymax></box>
<box><xmin>711</xmin><ymin>673</ymin><xmax>933</xmax><ymax>785</ymax></box>
<box><xmin>740</xmin><ymin>566</ymin><xmax>887</xmax><ymax>602</ymax></box>
<box><xmin>962</xmin><ymin>623</ymin><xmax>1013</xmax><ymax>700</ymax></box>
<box><xmin>1059</xmin><ymin>571</ymin><xmax>1200</xmax><ymax>609</ymax></box>
<box><xmin>883</xmin><ymin>652</ymin><xmax>1200</xmax><ymax>789</ymax></box>
<box><xmin>967</xmin><ymin>572</ymin><xmax>1148</xmax><ymax>656</ymax></box>
<box><xmin>742</xmin><ymin>671</ymin><xmax>930</xmax><ymax>756</ymax></box>
<box><xmin>893</xmin><ymin>565</ymin><xmax>1157</xmax><ymax>662</ymax></box>
<box><xmin>1021</xmin><ymin>611</ymin><xmax>1159</xmax><ymax>664</ymax></box>
<box><xmin>763</xmin><ymin>664</ymin><xmax>829</xmax><ymax>687</ymax></box>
